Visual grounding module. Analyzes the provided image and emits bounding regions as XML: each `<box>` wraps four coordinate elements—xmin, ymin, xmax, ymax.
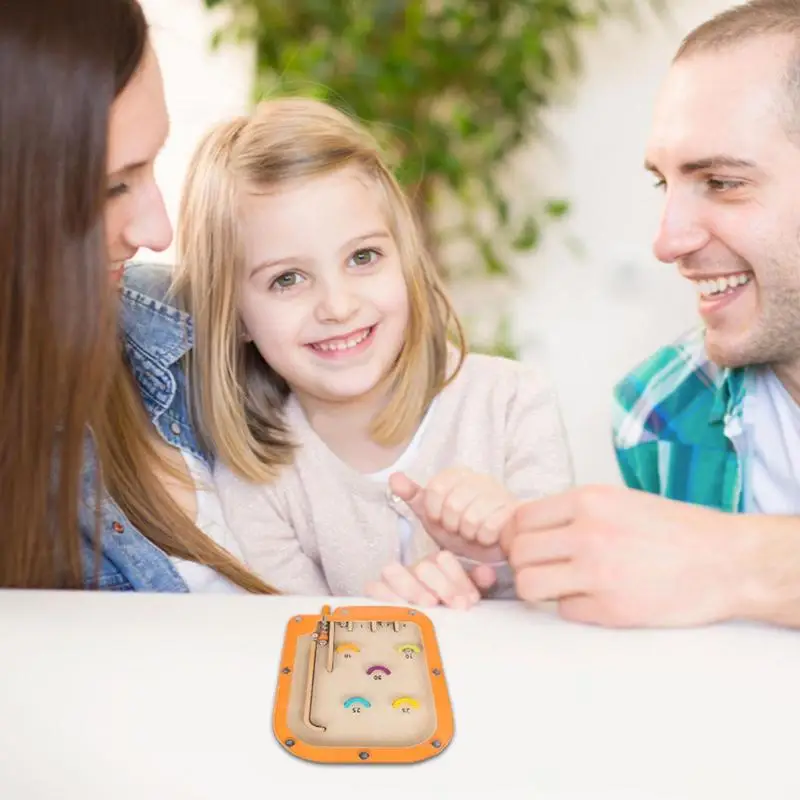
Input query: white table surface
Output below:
<box><xmin>1</xmin><ymin>590</ymin><xmax>798</xmax><ymax>800</ymax></box>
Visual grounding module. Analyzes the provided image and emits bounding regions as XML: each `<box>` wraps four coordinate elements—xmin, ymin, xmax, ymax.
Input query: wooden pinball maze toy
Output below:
<box><xmin>272</xmin><ymin>604</ymin><xmax>454</xmax><ymax>764</ymax></box>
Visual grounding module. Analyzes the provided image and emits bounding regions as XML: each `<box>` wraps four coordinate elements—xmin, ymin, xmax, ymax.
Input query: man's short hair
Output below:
<box><xmin>675</xmin><ymin>0</ymin><xmax>800</xmax><ymax>60</ymax></box>
<box><xmin>675</xmin><ymin>1</ymin><xmax>800</xmax><ymax>140</ymax></box>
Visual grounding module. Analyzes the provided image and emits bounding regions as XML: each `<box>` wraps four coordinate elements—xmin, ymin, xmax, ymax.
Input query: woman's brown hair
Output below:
<box><xmin>0</xmin><ymin>0</ymin><xmax>276</xmax><ymax>592</ymax></box>
<box><xmin>0</xmin><ymin>0</ymin><xmax>144</xmax><ymax>587</ymax></box>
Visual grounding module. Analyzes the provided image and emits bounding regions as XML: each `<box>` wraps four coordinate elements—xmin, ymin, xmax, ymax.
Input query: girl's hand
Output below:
<box><xmin>364</xmin><ymin>550</ymin><xmax>497</xmax><ymax>609</ymax></box>
<box><xmin>388</xmin><ymin>468</ymin><xmax>517</xmax><ymax>563</ymax></box>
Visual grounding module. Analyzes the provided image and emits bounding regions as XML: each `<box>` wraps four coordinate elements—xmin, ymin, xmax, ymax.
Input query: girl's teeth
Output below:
<box><xmin>314</xmin><ymin>327</ymin><xmax>370</xmax><ymax>352</ymax></box>
<box><xmin>697</xmin><ymin>272</ymin><xmax>751</xmax><ymax>297</ymax></box>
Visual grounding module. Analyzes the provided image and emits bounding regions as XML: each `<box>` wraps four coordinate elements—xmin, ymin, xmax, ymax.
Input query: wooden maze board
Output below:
<box><xmin>273</xmin><ymin>606</ymin><xmax>454</xmax><ymax>764</ymax></box>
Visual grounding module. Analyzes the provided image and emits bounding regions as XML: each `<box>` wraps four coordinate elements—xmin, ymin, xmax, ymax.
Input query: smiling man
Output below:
<box><xmin>500</xmin><ymin>0</ymin><xmax>800</xmax><ymax>630</ymax></box>
<box><xmin>614</xmin><ymin>0</ymin><xmax>800</xmax><ymax>513</ymax></box>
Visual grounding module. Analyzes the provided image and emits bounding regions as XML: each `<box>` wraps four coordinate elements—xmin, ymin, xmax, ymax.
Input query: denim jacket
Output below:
<box><xmin>79</xmin><ymin>262</ymin><xmax>208</xmax><ymax>591</ymax></box>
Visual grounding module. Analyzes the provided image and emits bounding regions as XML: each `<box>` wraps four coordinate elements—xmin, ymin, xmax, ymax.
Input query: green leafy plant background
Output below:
<box><xmin>203</xmin><ymin>0</ymin><xmax>665</xmax><ymax>354</ymax></box>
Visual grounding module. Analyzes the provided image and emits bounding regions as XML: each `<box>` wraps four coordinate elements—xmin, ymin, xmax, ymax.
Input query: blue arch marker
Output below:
<box><xmin>343</xmin><ymin>696</ymin><xmax>371</xmax><ymax>709</ymax></box>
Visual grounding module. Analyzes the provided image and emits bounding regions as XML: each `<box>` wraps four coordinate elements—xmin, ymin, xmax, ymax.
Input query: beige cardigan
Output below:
<box><xmin>214</xmin><ymin>353</ymin><xmax>574</xmax><ymax>596</ymax></box>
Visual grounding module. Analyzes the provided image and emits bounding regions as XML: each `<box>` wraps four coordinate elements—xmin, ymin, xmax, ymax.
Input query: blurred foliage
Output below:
<box><xmin>203</xmin><ymin>0</ymin><xmax>664</xmax><ymax>352</ymax></box>
<box><xmin>469</xmin><ymin>314</ymin><xmax>518</xmax><ymax>360</ymax></box>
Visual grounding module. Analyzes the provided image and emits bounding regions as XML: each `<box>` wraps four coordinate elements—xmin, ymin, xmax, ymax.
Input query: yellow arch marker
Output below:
<box><xmin>392</xmin><ymin>697</ymin><xmax>420</xmax><ymax>709</ymax></box>
<box><xmin>395</xmin><ymin>643</ymin><xmax>420</xmax><ymax>653</ymax></box>
<box><xmin>335</xmin><ymin>642</ymin><xmax>360</xmax><ymax>653</ymax></box>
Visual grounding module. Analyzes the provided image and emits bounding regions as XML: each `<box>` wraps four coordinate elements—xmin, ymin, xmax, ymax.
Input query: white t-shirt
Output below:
<box><xmin>170</xmin><ymin>451</ymin><xmax>247</xmax><ymax>593</ymax></box>
<box><xmin>367</xmin><ymin>398</ymin><xmax>437</xmax><ymax>566</ymax></box>
<box><xmin>733</xmin><ymin>368</ymin><xmax>800</xmax><ymax>514</ymax></box>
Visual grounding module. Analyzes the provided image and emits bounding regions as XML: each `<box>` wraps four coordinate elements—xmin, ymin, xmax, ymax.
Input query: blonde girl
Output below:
<box><xmin>172</xmin><ymin>97</ymin><xmax>573</xmax><ymax>606</ymax></box>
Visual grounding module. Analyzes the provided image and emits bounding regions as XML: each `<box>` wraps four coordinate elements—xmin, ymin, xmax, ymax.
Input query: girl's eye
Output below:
<box><xmin>271</xmin><ymin>271</ymin><xmax>304</xmax><ymax>291</ymax></box>
<box><xmin>349</xmin><ymin>248</ymin><xmax>381</xmax><ymax>267</ymax></box>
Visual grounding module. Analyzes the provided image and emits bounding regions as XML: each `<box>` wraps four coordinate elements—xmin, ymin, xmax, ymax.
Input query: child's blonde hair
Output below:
<box><xmin>172</xmin><ymin>97</ymin><xmax>466</xmax><ymax>483</ymax></box>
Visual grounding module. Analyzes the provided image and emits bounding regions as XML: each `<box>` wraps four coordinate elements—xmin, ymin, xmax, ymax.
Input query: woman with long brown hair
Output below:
<box><xmin>0</xmin><ymin>0</ymin><xmax>276</xmax><ymax>593</ymax></box>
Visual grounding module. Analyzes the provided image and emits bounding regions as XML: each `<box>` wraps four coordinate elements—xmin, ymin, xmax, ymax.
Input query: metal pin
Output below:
<box><xmin>303</xmin><ymin>638</ymin><xmax>326</xmax><ymax>732</ymax></box>
<box><xmin>326</xmin><ymin>618</ymin><xmax>335</xmax><ymax>673</ymax></box>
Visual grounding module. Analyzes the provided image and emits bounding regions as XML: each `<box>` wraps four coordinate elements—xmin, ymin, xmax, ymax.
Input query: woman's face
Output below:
<box><xmin>105</xmin><ymin>45</ymin><xmax>172</xmax><ymax>276</ymax></box>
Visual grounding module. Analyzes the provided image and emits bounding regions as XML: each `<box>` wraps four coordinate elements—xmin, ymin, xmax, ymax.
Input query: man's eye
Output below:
<box><xmin>107</xmin><ymin>182</ymin><xmax>129</xmax><ymax>198</ymax></box>
<box><xmin>707</xmin><ymin>179</ymin><xmax>743</xmax><ymax>192</ymax></box>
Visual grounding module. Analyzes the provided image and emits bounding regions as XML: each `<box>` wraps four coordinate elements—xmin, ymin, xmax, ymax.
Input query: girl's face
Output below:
<box><xmin>237</xmin><ymin>166</ymin><xmax>410</xmax><ymax>411</ymax></box>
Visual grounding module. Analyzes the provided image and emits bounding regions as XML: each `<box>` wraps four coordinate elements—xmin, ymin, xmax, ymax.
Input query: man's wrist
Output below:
<box><xmin>727</xmin><ymin>515</ymin><xmax>800</xmax><ymax>626</ymax></box>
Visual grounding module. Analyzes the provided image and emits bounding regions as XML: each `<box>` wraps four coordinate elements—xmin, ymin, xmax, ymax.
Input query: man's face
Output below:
<box><xmin>645</xmin><ymin>35</ymin><xmax>800</xmax><ymax>369</ymax></box>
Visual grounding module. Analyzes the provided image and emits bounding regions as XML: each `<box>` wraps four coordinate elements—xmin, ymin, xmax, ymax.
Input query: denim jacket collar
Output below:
<box><xmin>120</xmin><ymin>282</ymin><xmax>192</xmax><ymax>366</ymax></box>
<box><xmin>119</xmin><ymin>281</ymin><xmax>192</xmax><ymax>414</ymax></box>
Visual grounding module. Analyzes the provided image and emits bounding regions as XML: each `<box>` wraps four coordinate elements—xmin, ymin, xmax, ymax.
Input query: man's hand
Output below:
<box><xmin>388</xmin><ymin>468</ymin><xmax>515</xmax><ymax>564</ymax></box>
<box><xmin>501</xmin><ymin>484</ymin><xmax>758</xmax><ymax>628</ymax></box>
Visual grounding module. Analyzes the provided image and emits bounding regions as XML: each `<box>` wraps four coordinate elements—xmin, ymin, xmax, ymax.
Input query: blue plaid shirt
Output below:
<box><xmin>612</xmin><ymin>326</ymin><xmax>751</xmax><ymax>511</ymax></box>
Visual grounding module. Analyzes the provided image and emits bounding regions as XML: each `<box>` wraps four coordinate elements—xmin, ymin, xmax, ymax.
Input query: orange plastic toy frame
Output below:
<box><xmin>273</xmin><ymin>604</ymin><xmax>454</xmax><ymax>764</ymax></box>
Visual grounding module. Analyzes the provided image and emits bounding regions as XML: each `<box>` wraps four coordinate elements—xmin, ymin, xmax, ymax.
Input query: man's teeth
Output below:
<box><xmin>312</xmin><ymin>327</ymin><xmax>371</xmax><ymax>352</ymax></box>
<box><xmin>696</xmin><ymin>272</ymin><xmax>752</xmax><ymax>297</ymax></box>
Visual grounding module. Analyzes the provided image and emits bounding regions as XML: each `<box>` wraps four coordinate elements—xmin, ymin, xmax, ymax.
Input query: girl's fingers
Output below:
<box><xmin>379</xmin><ymin>562</ymin><xmax>438</xmax><ymax>606</ymax></box>
<box><xmin>474</xmin><ymin>501</ymin><xmax>517</xmax><ymax>547</ymax></box>
<box><xmin>439</xmin><ymin>481</ymin><xmax>482</xmax><ymax>537</ymax></box>
<box><xmin>363</xmin><ymin>580</ymin><xmax>406</xmax><ymax>604</ymax></box>
<box><xmin>414</xmin><ymin>551</ymin><xmax>480</xmax><ymax>608</ymax></box>
<box><xmin>469</xmin><ymin>563</ymin><xmax>498</xmax><ymax>592</ymax></box>
<box><xmin>433</xmin><ymin>550</ymin><xmax>481</xmax><ymax>604</ymax></box>
<box><xmin>423</xmin><ymin>469</ymin><xmax>465</xmax><ymax>524</ymax></box>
